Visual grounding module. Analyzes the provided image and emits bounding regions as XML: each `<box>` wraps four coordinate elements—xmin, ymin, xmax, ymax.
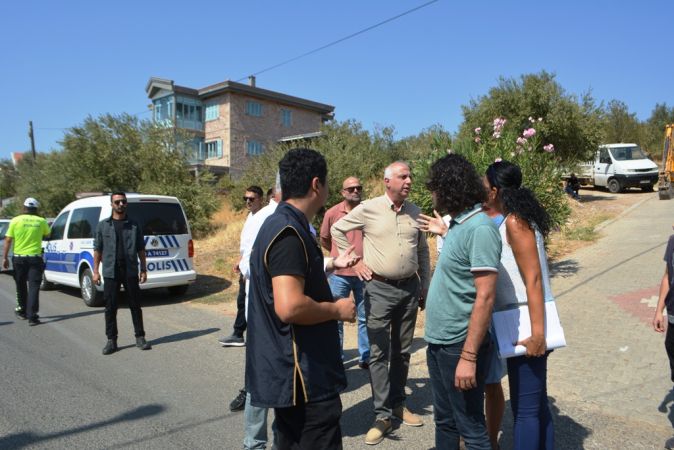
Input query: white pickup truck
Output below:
<box><xmin>573</xmin><ymin>143</ymin><xmax>659</xmax><ymax>193</ymax></box>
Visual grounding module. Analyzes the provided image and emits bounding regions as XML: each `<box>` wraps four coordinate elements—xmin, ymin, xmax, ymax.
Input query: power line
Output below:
<box><xmin>236</xmin><ymin>0</ymin><xmax>440</xmax><ymax>81</ymax></box>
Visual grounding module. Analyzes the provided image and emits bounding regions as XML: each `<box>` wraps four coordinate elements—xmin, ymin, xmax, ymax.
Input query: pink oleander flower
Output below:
<box><xmin>474</xmin><ymin>127</ymin><xmax>481</xmax><ymax>134</ymax></box>
<box><xmin>493</xmin><ymin>117</ymin><xmax>507</xmax><ymax>132</ymax></box>
<box><xmin>523</xmin><ymin>128</ymin><xmax>536</xmax><ymax>138</ymax></box>
<box><xmin>543</xmin><ymin>144</ymin><xmax>555</xmax><ymax>152</ymax></box>
<box><xmin>474</xmin><ymin>137</ymin><xmax>481</xmax><ymax>143</ymax></box>
<box><xmin>492</xmin><ymin>131</ymin><xmax>501</xmax><ymax>139</ymax></box>
<box><xmin>516</xmin><ymin>137</ymin><xmax>527</xmax><ymax>146</ymax></box>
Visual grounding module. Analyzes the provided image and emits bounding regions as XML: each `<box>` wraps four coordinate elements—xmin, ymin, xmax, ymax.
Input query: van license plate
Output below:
<box><xmin>146</xmin><ymin>249</ymin><xmax>169</xmax><ymax>257</ymax></box>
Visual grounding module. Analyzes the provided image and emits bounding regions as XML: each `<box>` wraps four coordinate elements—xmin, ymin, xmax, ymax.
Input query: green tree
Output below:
<box><xmin>0</xmin><ymin>158</ymin><xmax>18</xmax><ymax>200</ymax></box>
<box><xmin>232</xmin><ymin>119</ymin><xmax>397</xmax><ymax>213</ymax></box>
<box><xmin>14</xmin><ymin>114</ymin><xmax>219</xmax><ymax>236</ymax></box>
<box><xmin>601</xmin><ymin>100</ymin><xmax>641</xmax><ymax>144</ymax></box>
<box><xmin>642</xmin><ymin>103</ymin><xmax>674</xmax><ymax>159</ymax></box>
<box><xmin>459</xmin><ymin>71</ymin><xmax>604</xmax><ymax>163</ymax></box>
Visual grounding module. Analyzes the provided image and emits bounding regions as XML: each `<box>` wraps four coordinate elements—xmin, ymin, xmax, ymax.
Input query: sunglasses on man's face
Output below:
<box><xmin>343</xmin><ymin>186</ymin><xmax>363</xmax><ymax>193</ymax></box>
<box><xmin>113</xmin><ymin>199</ymin><xmax>127</xmax><ymax>205</ymax></box>
<box><xmin>243</xmin><ymin>196</ymin><xmax>258</xmax><ymax>202</ymax></box>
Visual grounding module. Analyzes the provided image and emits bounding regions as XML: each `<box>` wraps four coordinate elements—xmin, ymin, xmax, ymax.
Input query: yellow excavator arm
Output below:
<box><xmin>659</xmin><ymin>124</ymin><xmax>674</xmax><ymax>200</ymax></box>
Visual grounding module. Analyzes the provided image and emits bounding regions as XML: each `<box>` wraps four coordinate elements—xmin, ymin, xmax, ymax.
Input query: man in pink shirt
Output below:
<box><xmin>320</xmin><ymin>176</ymin><xmax>369</xmax><ymax>369</ymax></box>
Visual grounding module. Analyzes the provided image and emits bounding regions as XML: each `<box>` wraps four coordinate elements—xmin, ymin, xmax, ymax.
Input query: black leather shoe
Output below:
<box><xmin>28</xmin><ymin>318</ymin><xmax>41</xmax><ymax>326</ymax></box>
<box><xmin>15</xmin><ymin>311</ymin><xmax>27</xmax><ymax>320</ymax></box>
<box><xmin>102</xmin><ymin>339</ymin><xmax>118</xmax><ymax>355</ymax></box>
<box><xmin>136</xmin><ymin>337</ymin><xmax>152</xmax><ymax>350</ymax></box>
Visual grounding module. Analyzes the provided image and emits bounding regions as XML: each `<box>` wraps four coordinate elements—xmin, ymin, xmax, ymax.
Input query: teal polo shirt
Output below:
<box><xmin>424</xmin><ymin>205</ymin><xmax>501</xmax><ymax>345</ymax></box>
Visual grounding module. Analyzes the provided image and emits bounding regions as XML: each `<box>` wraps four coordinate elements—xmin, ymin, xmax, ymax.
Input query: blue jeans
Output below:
<box><xmin>329</xmin><ymin>275</ymin><xmax>369</xmax><ymax>363</ymax></box>
<box><xmin>244</xmin><ymin>392</ymin><xmax>277</xmax><ymax>449</ymax></box>
<box><xmin>507</xmin><ymin>353</ymin><xmax>554</xmax><ymax>450</ymax></box>
<box><xmin>427</xmin><ymin>341</ymin><xmax>491</xmax><ymax>450</ymax></box>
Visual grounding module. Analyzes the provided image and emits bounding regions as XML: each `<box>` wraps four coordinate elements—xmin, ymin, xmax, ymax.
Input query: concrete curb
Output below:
<box><xmin>594</xmin><ymin>193</ymin><xmax>656</xmax><ymax>232</ymax></box>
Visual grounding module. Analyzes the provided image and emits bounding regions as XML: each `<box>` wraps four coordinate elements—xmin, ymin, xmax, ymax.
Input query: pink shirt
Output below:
<box><xmin>320</xmin><ymin>200</ymin><xmax>363</xmax><ymax>277</ymax></box>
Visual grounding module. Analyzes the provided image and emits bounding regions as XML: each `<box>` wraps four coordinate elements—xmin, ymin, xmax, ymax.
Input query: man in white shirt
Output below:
<box><xmin>220</xmin><ymin>185</ymin><xmax>264</xmax><ymax>348</ymax></box>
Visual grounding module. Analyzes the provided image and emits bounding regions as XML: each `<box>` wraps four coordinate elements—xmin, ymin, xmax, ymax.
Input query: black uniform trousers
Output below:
<box><xmin>12</xmin><ymin>256</ymin><xmax>44</xmax><ymax>320</ymax></box>
<box><xmin>104</xmin><ymin>263</ymin><xmax>145</xmax><ymax>339</ymax></box>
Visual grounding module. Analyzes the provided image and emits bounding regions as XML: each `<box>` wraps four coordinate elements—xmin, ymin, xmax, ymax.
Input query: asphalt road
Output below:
<box><xmin>0</xmin><ymin>277</ymin><xmax>245</xmax><ymax>449</ymax></box>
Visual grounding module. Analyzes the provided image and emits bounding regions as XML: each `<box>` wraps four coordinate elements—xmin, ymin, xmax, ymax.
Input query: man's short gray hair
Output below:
<box><xmin>384</xmin><ymin>161</ymin><xmax>409</xmax><ymax>179</ymax></box>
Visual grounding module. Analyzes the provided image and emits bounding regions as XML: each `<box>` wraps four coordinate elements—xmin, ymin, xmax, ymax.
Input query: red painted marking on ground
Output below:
<box><xmin>609</xmin><ymin>286</ymin><xmax>660</xmax><ymax>325</ymax></box>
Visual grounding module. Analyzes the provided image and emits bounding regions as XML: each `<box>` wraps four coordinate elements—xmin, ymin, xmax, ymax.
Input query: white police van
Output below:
<box><xmin>42</xmin><ymin>194</ymin><xmax>196</xmax><ymax>306</ymax></box>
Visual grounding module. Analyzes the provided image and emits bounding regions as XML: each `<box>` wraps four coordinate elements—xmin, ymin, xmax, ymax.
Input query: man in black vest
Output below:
<box><xmin>246</xmin><ymin>148</ymin><xmax>357</xmax><ymax>449</ymax></box>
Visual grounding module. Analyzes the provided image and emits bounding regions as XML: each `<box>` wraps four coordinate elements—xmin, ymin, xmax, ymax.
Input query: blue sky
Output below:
<box><xmin>1</xmin><ymin>0</ymin><xmax>671</xmax><ymax>159</ymax></box>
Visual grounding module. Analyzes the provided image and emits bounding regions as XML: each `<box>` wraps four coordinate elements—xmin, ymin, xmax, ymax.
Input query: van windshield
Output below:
<box><xmin>0</xmin><ymin>221</ymin><xmax>8</xmax><ymax>238</ymax></box>
<box><xmin>127</xmin><ymin>203</ymin><xmax>188</xmax><ymax>235</ymax></box>
<box><xmin>609</xmin><ymin>146</ymin><xmax>648</xmax><ymax>161</ymax></box>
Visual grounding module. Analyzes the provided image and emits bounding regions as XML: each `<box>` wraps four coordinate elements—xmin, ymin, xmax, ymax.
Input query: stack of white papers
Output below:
<box><xmin>492</xmin><ymin>301</ymin><xmax>566</xmax><ymax>358</ymax></box>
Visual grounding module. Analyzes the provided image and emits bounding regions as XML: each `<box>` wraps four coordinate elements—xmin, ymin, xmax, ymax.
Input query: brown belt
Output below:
<box><xmin>370</xmin><ymin>273</ymin><xmax>417</xmax><ymax>287</ymax></box>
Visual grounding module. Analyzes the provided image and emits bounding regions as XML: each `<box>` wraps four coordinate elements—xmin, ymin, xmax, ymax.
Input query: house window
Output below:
<box><xmin>205</xmin><ymin>103</ymin><xmax>219</xmax><ymax>121</ymax></box>
<box><xmin>205</xmin><ymin>140</ymin><xmax>223</xmax><ymax>159</ymax></box>
<box><xmin>175</xmin><ymin>96</ymin><xmax>203</xmax><ymax>130</ymax></box>
<box><xmin>153</xmin><ymin>96</ymin><xmax>173</xmax><ymax>125</ymax></box>
<box><xmin>281</xmin><ymin>109</ymin><xmax>292</xmax><ymax>127</ymax></box>
<box><xmin>246</xmin><ymin>100</ymin><xmax>263</xmax><ymax>117</ymax></box>
<box><xmin>247</xmin><ymin>140</ymin><xmax>263</xmax><ymax>155</ymax></box>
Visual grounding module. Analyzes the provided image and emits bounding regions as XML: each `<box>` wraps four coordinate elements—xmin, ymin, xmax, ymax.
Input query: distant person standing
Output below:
<box><xmin>2</xmin><ymin>197</ymin><xmax>50</xmax><ymax>325</ymax></box>
<box><xmin>320</xmin><ymin>176</ymin><xmax>370</xmax><ymax>369</ymax></box>
<box><xmin>331</xmin><ymin>161</ymin><xmax>431</xmax><ymax>445</ymax></box>
<box><xmin>93</xmin><ymin>192</ymin><xmax>151</xmax><ymax>355</ymax></box>
<box><xmin>220</xmin><ymin>185</ymin><xmax>264</xmax><ymax>348</ymax></box>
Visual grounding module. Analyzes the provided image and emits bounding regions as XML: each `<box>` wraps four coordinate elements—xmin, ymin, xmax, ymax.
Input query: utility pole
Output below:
<box><xmin>28</xmin><ymin>121</ymin><xmax>36</xmax><ymax>160</ymax></box>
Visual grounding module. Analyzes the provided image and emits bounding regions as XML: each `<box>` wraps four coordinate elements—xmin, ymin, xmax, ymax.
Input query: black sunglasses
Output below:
<box><xmin>113</xmin><ymin>199</ymin><xmax>127</xmax><ymax>205</ymax></box>
<box><xmin>243</xmin><ymin>196</ymin><xmax>257</xmax><ymax>202</ymax></box>
<box><xmin>343</xmin><ymin>186</ymin><xmax>363</xmax><ymax>193</ymax></box>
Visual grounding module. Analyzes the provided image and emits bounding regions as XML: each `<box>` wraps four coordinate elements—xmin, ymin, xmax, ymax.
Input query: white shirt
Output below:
<box><xmin>239</xmin><ymin>199</ymin><xmax>278</xmax><ymax>280</ymax></box>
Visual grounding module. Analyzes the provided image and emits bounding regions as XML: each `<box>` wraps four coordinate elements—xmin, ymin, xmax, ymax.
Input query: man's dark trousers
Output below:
<box><xmin>232</xmin><ymin>274</ymin><xmax>247</xmax><ymax>337</ymax></box>
<box><xmin>12</xmin><ymin>256</ymin><xmax>43</xmax><ymax>320</ymax></box>
<box><xmin>274</xmin><ymin>394</ymin><xmax>343</xmax><ymax>450</ymax></box>
<box><xmin>104</xmin><ymin>264</ymin><xmax>145</xmax><ymax>339</ymax></box>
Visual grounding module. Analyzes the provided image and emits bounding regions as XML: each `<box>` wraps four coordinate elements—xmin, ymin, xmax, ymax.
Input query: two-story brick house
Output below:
<box><xmin>145</xmin><ymin>76</ymin><xmax>334</xmax><ymax>177</ymax></box>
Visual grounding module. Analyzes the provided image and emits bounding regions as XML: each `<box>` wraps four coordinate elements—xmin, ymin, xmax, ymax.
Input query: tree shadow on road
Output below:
<box><xmin>0</xmin><ymin>403</ymin><xmax>165</xmax><ymax>449</ymax></box>
<box><xmin>41</xmin><ymin>310</ymin><xmax>102</xmax><ymax>323</ymax></box>
<box><xmin>150</xmin><ymin>327</ymin><xmax>220</xmax><ymax>347</ymax></box>
<box><xmin>499</xmin><ymin>396</ymin><xmax>590</xmax><ymax>449</ymax></box>
<box><xmin>549</xmin><ymin>259</ymin><xmax>580</xmax><ymax>279</ymax></box>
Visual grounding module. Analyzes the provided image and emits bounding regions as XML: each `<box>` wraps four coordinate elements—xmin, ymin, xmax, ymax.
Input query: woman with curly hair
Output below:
<box><xmin>420</xmin><ymin>154</ymin><xmax>501</xmax><ymax>450</ymax></box>
<box><xmin>485</xmin><ymin>160</ymin><xmax>554</xmax><ymax>450</ymax></box>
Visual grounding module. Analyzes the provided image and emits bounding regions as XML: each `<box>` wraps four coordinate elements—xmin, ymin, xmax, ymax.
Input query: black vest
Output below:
<box><xmin>245</xmin><ymin>202</ymin><xmax>346</xmax><ymax>408</ymax></box>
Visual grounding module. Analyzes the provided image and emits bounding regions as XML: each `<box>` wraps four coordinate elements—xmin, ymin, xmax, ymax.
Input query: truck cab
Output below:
<box><xmin>593</xmin><ymin>144</ymin><xmax>659</xmax><ymax>193</ymax></box>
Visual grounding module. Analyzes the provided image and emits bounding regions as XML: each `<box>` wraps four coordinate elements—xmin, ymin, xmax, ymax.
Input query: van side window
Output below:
<box><xmin>67</xmin><ymin>207</ymin><xmax>102</xmax><ymax>239</ymax></box>
<box><xmin>126</xmin><ymin>203</ymin><xmax>188</xmax><ymax>235</ymax></box>
<box><xmin>50</xmin><ymin>212</ymin><xmax>70</xmax><ymax>240</ymax></box>
<box><xmin>599</xmin><ymin>148</ymin><xmax>610</xmax><ymax>164</ymax></box>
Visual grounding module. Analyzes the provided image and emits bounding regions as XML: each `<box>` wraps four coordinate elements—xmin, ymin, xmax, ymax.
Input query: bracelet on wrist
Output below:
<box><xmin>462</xmin><ymin>349</ymin><xmax>477</xmax><ymax>356</ymax></box>
<box><xmin>460</xmin><ymin>355</ymin><xmax>477</xmax><ymax>363</ymax></box>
